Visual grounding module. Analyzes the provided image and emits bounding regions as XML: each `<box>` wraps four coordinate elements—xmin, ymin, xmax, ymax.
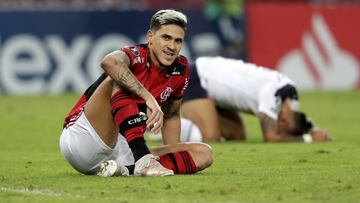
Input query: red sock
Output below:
<box><xmin>111</xmin><ymin>94</ymin><xmax>146</xmax><ymax>142</ymax></box>
<box><xmin>111</xmin><ymin>94</ymin><xmax>149</xmax><ymax>161</ymax></box>
<box><xmin>159</xmin><ymin>151</ymin><xmax>197</xmax><ymax>174</ymax></box>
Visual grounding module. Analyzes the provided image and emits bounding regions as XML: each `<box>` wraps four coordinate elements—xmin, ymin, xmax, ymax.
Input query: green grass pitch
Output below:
<box><xmin>0</xmin><ymin>91</ymin><xmax>360</xmax><ymax>202</ymax></box>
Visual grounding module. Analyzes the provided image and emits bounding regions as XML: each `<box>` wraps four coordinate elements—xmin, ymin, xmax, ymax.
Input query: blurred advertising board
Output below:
<box><xmin>0</xmin><ymin>11</ymin><xmax>226</xmax><ymax>94</ymax></box>
<box><xmin>247</xmin><ymin>3</ymin><xmax>360</xmax><ymax>90</ymax></box>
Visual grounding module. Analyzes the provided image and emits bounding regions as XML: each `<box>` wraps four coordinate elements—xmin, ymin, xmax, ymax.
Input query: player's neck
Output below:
<box><xmin>149</xmin><ymin>51</ymin><xmax>167</xmax><ymax>73</ymax></box>
<box><xmin>154</xmin><ymin>64</ymin><xmax>166</xmax><ymax>73</ymax></box>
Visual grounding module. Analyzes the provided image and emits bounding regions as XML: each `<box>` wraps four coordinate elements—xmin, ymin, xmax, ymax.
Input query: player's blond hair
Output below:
<box><xmin>150</xmin><ymin>9</ymin><xmax>187</xmax><ymax>31</ymax></box>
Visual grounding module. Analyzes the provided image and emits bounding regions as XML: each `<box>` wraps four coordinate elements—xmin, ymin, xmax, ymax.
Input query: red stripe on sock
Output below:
<box><xmin>123</xmin><ymin>127</ymin><xmax>145</xmax><ymax>142</ymax></box>
<box><xmin>159</xmin><ymin>151</ymin><xmax>196</xmax><ymax>174</ymax></box>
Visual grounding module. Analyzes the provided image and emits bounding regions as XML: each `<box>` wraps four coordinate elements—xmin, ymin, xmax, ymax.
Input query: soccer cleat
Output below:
<box><xmin>97</xmin><ymin>160</ymin><xmax>129</xmax><ymax>177</ymax></box>
<box><xmin>134</xmin><ymin>154</ymin><xmax>174</xmax><ymax>176</ymax></box>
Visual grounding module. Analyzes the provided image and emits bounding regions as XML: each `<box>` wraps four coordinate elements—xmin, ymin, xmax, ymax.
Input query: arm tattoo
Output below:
<box><xmin>259</xmin><ymin>113</ymin><xmax>278</xmax><ymax>135</ymax></box>
<box><xmin>259</xmin><ymin>113</ymin><xmax>302</xmax><ymax>142</ymax></box>
<box><xmin>113</xmin><ymin>56</ymin><xmax>144</xmax><ymax>96</ymax></box>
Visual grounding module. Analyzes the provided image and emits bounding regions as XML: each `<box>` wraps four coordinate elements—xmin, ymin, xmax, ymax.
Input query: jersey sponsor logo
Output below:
<box><xmin>166</xmin><ymin>64</ymin><xmax>185</xmax><ymax>77</ymax></box>
<box><xmin>171</xmin><ymin>66</ymin><xmax>182</xmax><ymax>76</ymax></box>
<box><xmin>160</xmin><ymin>87</ymin><xmax>173</xmax><ymax>102</ymax></box>
<box><xmin>278</xmin><ymin>14</ymin><xmax>359</xmax><ymax>89</ymax></box>
<box><xmin>248</xmin><ymin>5</ymin><xmax>360</xmax><ymax>90</ymax></box>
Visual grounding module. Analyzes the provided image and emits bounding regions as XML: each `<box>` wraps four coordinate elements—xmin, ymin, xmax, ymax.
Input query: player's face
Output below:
<box><xmin>147</xmin><ymin>24</ymin><xmax>185</xmax><ymax>69</ymax></box>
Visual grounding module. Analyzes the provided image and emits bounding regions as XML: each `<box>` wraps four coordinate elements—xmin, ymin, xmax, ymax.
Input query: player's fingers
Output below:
<box><xmin>146</xmin><ymin>111</ymin><xmax>158</xmax><ymax>128</ymax></box>
<box><xmin>146</xmin><ymin>110</ymin><xmax>156</xmax><ymax>125</ymax></box>
<box><xmin>146</xmin><ymin>110</ymin><xmax>162</xmax><ymax>129</ymax></box>
<box><xmin>150</xmin><ymin>116</ymin><xmax>163</xmax><ymax>134</ymax></box>
<box><xmin>146</xmin><ymin>105</ymin><xmax>160</xmax><ymax>123</ymax></box>
<box><xmin>147</xmin><ymin>110</ymin><xmax>163</xmax><ymax>133</ymax></box>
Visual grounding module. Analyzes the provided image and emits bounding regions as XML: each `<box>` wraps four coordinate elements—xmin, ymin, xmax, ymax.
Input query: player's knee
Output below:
<box><xmin>191</xmin><ymin>143</ymin><xmax>213</xmax><ymax>169</ymax></box>
<box><xmin>200</xmin><ymin>143</ymin><xmax>213</xmax><ymax>168</ymax></box>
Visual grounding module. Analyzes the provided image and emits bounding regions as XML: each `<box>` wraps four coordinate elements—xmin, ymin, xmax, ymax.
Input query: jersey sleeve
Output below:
<box><xmin>258</xmin><ymin>84</ymin><xmax>280</xmax><ymax>120</ymax></box>
<box><xmin>171</xmin><ymin>57</ymin><xmax>190</xmax><ymax>100</ymax></box>
<box><xmin>120</xmin><ymin>45</ymin><xmax>146</xmax><ymax>69</ymax></box>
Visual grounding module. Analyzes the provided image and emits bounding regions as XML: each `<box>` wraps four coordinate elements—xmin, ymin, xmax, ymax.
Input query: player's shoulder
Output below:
<box><xmin>121</xmin><ymin>44</ymin><xmax>148</xmax><ymax>56</ymax></box>
<box><xmin>166</xmin><ymin>55</ymin><xmax>189</xmax><ymax>77</ymax></box>
<box><xmin>176</xmin><ymin>55</ymin><xmax>189</xmax><ymax>66</ymax></box>
<box><xmin>120</xmin><ymin>44</ymin><xmax>148</xmax><ymax>66</ymax></box>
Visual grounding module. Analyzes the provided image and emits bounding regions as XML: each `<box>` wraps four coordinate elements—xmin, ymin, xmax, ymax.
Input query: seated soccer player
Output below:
<box><xmin>59</xmin><ymin>9</ymin><xmax>212</xmax><ymax>177</ymax></box>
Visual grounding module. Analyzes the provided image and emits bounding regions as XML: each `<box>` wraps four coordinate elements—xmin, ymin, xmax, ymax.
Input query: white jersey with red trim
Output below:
<box><xmin>195</xmin><ymin>56</ymin><xmax>298</xmax><ymax>120</ymax></box>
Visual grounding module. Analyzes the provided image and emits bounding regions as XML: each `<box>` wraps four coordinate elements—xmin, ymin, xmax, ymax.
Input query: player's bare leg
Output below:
<box><xmin>217</xmin><ymin>108</ymin><xmax>246</xmax><ymax>140</ymax></box>
<box><xmin>181</xmin><ymin>98</ymin><xmax>221</xmax><ymax>141</ymax></box>
<box><xmin>84</xmin><ymin>77</ymin><xmax>119</xmax><ymax>148</ymax></box>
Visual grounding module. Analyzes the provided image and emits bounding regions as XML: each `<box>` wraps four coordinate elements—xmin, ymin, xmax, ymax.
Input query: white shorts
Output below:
<box><xmin>59</xmin><ymin>111</ymin><xmax>134</xmax><ymax>175</ymax></box>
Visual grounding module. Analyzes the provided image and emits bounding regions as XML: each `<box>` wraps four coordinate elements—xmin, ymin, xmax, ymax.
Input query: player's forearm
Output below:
<box><xmin>161</xmin><ymin>99</ymin><xmax>182</xmax><ymax>144</ymax></box>
<box><xmin>101</xmin><ymin>52</ymin><xmax>152</xmax><ymax>101</ymax></box>
<box><xmin>162</xmin><ymin>116</ymin><xmax>181</xmax><ymax>145</ymax></box>
<box><xmin>114</xmin><ymin>67</ymin><xmax>152</xmax><ymax>100</ymax></box>
<box><xmin>260</xmin><ymin>113</ymin><xmax>303</xmax><ymax>142</ymax></box>
<box><xmin>265</xmin><ymin>133</ymin><xmax>304</xmax><ymax>142</ymax></box>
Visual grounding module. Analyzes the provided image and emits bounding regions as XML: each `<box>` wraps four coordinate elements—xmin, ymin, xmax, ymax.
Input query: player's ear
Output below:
<box><xmin>147</xmin><ymin>30</ymin><xmax>154</xmax><ymax>45</ymax></box>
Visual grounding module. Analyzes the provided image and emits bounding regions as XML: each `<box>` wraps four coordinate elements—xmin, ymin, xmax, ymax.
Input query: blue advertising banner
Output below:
<box><xmin>0</xmin><ymin>11</ymin><xmax>238</xmax><ymax>94</ymax></box>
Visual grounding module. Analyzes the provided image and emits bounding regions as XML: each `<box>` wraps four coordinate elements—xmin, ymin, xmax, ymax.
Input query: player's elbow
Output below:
<box><xmin>100</xmin><ymin>56</ymin><xmax>115</xmax><ymax>72</ymax></box>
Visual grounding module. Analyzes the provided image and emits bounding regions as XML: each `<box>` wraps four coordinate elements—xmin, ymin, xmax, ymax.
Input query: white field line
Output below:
<box><xmin>0</xmin><ymin>187</ymin><xmax>62</xmax><ymax>197</ymax></box>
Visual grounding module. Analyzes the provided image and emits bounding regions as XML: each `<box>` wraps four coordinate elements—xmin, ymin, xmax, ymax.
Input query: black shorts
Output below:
<box><xmin>182</xmin><ymin>63</ymin><xmax>208</xmax><ymax>103</ymax></box>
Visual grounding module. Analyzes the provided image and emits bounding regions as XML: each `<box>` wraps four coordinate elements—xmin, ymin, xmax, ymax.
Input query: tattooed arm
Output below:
<box><xmin>101</xmin><ymin>51</ymin><xmax>147</xmax><ymax>98</ymax></box>
<box><xmin>161</xmin><ymin>98</ymin><xmax>182</xmax><ymax>145</ymax></box>
<box><xmin>101</xmin><ymin>50</ymin><xmax>163</xmax><ymax>133</ymax></box>
<box><xmin>259</xmin><ymin>112</ymin><xmax>303</xmax><ymax>142</ymax></box>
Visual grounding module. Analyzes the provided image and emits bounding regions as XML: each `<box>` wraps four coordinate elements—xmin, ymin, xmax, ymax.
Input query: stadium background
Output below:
<box><xmin>1</xmin><ymin>1</ymin><xmax>360</xmax><ymax>202</ymax></box>
<box><xmin>0</xmin><ymin>0</ymin><xmax>359</xmax><ymax>94</ymax></box>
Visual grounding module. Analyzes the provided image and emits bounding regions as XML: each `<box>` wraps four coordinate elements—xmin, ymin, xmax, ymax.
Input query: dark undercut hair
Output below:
<box><xmin>290</xmin><ymin>111</ymin><xmax>314</xmax><ymax>136</ymax></box>
<box><xmin>150</xmin><ymin>9</ymin><xmax>188</xmax><ymax>31</ymax></box>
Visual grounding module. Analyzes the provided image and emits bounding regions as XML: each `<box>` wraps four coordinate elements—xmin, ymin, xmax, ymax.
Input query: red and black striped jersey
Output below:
<box><xmin>63</xmin><ymin>43</ymin><xmax>189</xmax><ymax>128</ymax></box>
